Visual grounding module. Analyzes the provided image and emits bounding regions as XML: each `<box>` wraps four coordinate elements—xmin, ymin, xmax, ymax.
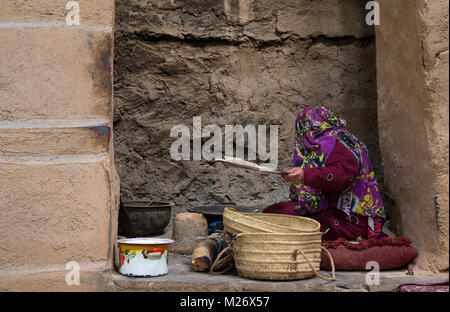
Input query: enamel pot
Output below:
<box><xmin>117</xmin><ymin>238</ymin><xmax>175</xmax><ymax>277</ymax></box>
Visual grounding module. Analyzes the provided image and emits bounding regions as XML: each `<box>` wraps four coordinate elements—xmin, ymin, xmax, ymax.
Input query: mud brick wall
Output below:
<box><xmin>0</xmin><ymin>0</ymin><xmax>119</xmax><ymax>290</ymax></box>
<box><xmin>114</xmin><ymin>0</ymin><xmax>382</xmax><ymax>216</ymax></box>
<box><xmin>376</xmin><ymin>0</ymin><xmax>449</xmax><ymax>272</ymax></box>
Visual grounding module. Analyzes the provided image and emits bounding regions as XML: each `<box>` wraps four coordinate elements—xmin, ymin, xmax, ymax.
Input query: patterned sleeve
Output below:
<box><xmin>302</xmin><ymin>141</ymin><xmax>359</xmax><ymax>192</ymax></box>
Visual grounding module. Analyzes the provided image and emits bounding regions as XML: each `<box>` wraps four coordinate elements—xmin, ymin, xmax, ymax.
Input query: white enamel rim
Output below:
<box><xmin>117</xmin><ymin>238</ymin><xmax>175</xmax><ymax>245</ymax></box>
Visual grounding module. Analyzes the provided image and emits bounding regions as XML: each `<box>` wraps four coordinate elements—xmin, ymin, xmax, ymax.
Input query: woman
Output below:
<box><xmin>263</xmin><ymin>106</ymin><xmax>387</xmax><ymax>242</ymax></box>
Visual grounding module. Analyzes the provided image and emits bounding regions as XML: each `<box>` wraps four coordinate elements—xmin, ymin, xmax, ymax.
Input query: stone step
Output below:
<box><xmin>104</xmin><ymin>254</ymin><xmax>448</xmax><ymax>292</ymax></box>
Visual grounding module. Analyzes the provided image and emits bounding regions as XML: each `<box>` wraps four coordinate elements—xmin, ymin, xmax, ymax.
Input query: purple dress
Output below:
<box><xmin>263</xmin><ymin>106</ymin><xmax>387</xmax><ymax>241</ymax></box>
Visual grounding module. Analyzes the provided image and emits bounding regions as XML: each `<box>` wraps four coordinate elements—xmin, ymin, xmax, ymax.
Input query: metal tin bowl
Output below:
<box><xmin>120</xmin><ymin>201</ymin><xmax>172</xmax><ymax>237</ymax></box>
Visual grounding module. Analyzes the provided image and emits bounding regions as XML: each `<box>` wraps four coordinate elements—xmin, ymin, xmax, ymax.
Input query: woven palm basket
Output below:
<box><xmin>223</xmin><ymin>207</ymin><xmax>321</xmax><ymax>236</ymax></box>
<box><xmin>234</xmin><ymin>232</ymin><xmax>335</xmax><ymax>281</ymax></box>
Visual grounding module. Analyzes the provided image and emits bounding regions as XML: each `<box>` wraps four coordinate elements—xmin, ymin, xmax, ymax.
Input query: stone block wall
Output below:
<box><xmin>0</xmin><ymin>0</ymin><xmax>119</xmax><ymax>290</ymax></box>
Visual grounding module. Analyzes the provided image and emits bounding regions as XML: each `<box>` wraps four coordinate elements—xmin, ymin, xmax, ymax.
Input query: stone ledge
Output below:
<box><xmin>105</xmin><ymin>254</ymin><xmax>448</xmax><ymax>292</ymax></box>
<box><xmin>0</xmin><ymin>27</ymin><xmax>113</xmax><ymax>120</ymax></box>
<box><xmin>0</xmin><ymin>127</ymin><xmax>109</xmax><ymax>156</ymax></box>
<box><xmin>0</xmin><ymin>266</ymin><xmax>108</xmax><ymax>292</ymax></box>
<box><xmin>0</xmin><ymin>161</ymin><xmax>113</xmax><ymax>268</ymax></box>
<box><xmin>0</xmin><ymin>0</ymin><xmax>114</xmax><ymax>27</ymax></box>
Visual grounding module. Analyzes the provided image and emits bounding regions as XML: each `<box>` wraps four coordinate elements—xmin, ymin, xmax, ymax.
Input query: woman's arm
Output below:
<box><xmin>283</xmin><ymin>141</ymin><xmax>359</xmax><ymax>192</ymax></box>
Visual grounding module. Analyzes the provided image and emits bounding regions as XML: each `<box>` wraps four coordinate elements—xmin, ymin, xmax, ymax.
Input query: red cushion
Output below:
<box><xmin>320</xmin><ymin>237</ymin><xmax>418</xmax><ymax>271</ymax></box>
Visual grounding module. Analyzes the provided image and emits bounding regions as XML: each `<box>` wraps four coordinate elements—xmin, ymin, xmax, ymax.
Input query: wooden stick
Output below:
<box><xmin>191</xmin><ymin>238</ymin><xmax>219</xmax><ymax>272</ymax></box>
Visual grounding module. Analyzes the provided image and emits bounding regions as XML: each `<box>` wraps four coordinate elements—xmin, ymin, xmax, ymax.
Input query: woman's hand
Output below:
<box><xmin>282</xmin><ymin>168</ymin><xmax>305</xmax><ymax>185</ymax></box>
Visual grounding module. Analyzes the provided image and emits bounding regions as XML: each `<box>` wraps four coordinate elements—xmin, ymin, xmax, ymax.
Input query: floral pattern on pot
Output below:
<box><xmin>119</xmin><ymin>249</ymin><xmax>137</xmax><ymax>267</ymax></box>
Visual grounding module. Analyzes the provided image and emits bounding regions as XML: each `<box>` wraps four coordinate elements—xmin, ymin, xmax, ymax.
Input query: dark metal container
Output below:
<box><xmin>119</xmin><ymin>201</ymin><xmax>172</xmax><ymax>237</ymax></box>
<box><xmin>187</xmin><ymin>204</ymin><xmax>260</xmax><ymax>234</ymax></box>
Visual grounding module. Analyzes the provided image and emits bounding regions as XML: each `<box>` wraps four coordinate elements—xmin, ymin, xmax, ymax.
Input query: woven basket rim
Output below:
<box><xmin>224</xmin><ymin>207</ymin><xmax>321</xmax><ymax>233</ymax></box>
<box><xmin>242</xmin><ymin>211</ymin><xmax>321</xmax><ymax>224</ymax></box>
<box><xmin>235</xmin><ymin>232</ymin><xmax>324</xmax><ymax>237</ymax></box>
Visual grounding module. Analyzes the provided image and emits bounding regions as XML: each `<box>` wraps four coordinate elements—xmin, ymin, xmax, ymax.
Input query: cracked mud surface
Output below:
<box><xmin>113</xmin><ymin>0</ymin><xmax>383</xmax><ymax>216</ymax></box>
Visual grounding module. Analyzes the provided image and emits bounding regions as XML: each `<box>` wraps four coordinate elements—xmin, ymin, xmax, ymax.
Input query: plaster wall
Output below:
<box><xmin>0</xmin><ymin>0</ymin><xmax>119</xmax><ymax>291</ymax></box>
<box><xmin>376</xmin><ymin>0</ymin><xmax>449</xmax><ymax>272</ymax></box>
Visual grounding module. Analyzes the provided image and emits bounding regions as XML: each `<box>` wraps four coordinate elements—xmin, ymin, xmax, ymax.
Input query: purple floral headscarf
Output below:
<box><xmin>289</xmin><ymin>106</ymin><xmax>385</xmax><ymax>219</ymax></box>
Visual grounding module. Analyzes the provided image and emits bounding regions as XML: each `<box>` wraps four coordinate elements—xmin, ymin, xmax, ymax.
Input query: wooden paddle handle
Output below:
<box><xmin>191</xmin><ymin>239</ymin><xmax>219</xmax><ymax>272</ymax></box>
